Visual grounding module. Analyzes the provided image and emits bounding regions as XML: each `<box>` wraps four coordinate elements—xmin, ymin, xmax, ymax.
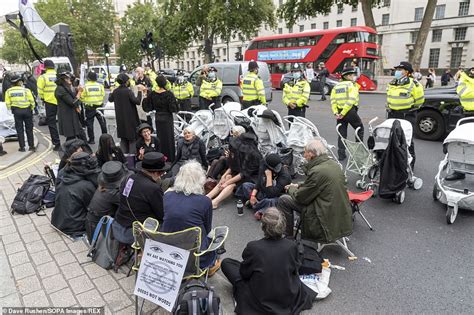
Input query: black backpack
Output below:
<box><xmin>174</xmin><ymin>279</ymin><xmax>220</xmax><ymax>315</ymax></box>
<box><xmin>11</xmin><ymin>175</ymin><xmax>51</xmax><ymax>215</ymax></box>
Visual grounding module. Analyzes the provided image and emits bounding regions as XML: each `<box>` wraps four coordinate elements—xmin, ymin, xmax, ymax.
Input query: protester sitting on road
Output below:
<box><xmin>51</xmin><ymin>151</ymin><xmax>100</xmax><ymax>237</ymax></box>
<box><xmin>57</xmin><ymin>138</ymin><xmax>93</xmax><ymax>172</ymax></box>
<box><xmin>85</xmin><ymin>161</ymin><xmax>130</xmax><ymax>243</ymax></box>
<box><xmin>143</xmin><ymin>75</ymin><xmax>178</xmax><ymax>162</ymax></box>
<box><xmin>277</xmin><ymin>139</ymin><xmax>352</xmax><ymax>242</ymax></box>
<box><xmin>135</xmin><ymin>123</ymin><xmax>160</xmax><ymax>161</ymax></box>
<box><xmin>235</xmin><ymin>153</ymin><xmax>291</xmax><ymax>219</ymax></box>
<box><xmin>207</xmin><ymin>131</ymin><xmax>261</xmax><ymax>209</ymax></box>
<box><xmin>96</xmin><ymin>134</ymin><xmax>126</xmax><ymax>167</ymax></box>
<box><xmin>112</xmin><ymin>152</ymin><xmax>171</xmax><ymax>244</ymax></box>
<box><xmin>108</xmin><ymin>73</ymin><xmax>144</xmax><ymax>155</ymax></box>
<box><xmin>221</xmin><ymin>207</ymin><xmax>316</xmax><ymax>314</ymax></box>
<box><xmin>170</xmin><ymin>127</ymin><xmax>207</xmax><ymax>177</ymax></box>
<box><xmin>162</xmin><ymin>161</ymin><xmax>220</xmax><ymax>274</ymax></box>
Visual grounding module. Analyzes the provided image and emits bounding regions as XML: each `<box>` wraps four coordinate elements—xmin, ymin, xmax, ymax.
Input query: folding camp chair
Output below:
<box><xmin>131</xmin><ymin>218</ymin><xmax>228</xmax><ymax>313</ymax></box>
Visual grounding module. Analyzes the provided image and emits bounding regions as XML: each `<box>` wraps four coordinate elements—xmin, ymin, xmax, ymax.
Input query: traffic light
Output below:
<box><xmin>103</xmin><ymin>43</ymin><xmax>110</xmax><ymax>57</ymax></box>
<box><xmin>140</xmin><ymin>38</ymin><xmax>147</xmax><ymax>50</ymax></box>
<box><xmin>146</xmin><ymin>32</ymin><xmax>154</xmax><ymax>49</ymax></box>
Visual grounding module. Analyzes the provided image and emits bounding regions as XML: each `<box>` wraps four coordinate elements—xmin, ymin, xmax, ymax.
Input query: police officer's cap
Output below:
<box><xmin>57</xmin><ymin>72</ymin><xmax>72</xmax><ymax>80</ymax></box>
<box><xmin>44</xmin><ymin>59</ymin><xmax>55</xmax><ymax>69</ymax></box>
<box><xmin>393</xmin><ymin>61</ymin><xmax>413</xmax><ymax>73</ymax></box>
<box><xmin>291</xmin><ymin>63</ymin><xmax>302</xmax><ymax>71</ymax></box>
<box><xmin>10</xmin><ymin>74</ymin><xmax>22</xmax><ymax>83</ymax></box>
<box><xmin>87</xmin><ymin>71</ymin><xmax>98</xmax><ymax>81</ymax></box>
<box><xmin>248</xmin><ymin>61</ymin><xmax>259</xmax><ymax>71</ymax></box>
<box><xmin>341</xmin><ymin>67</ymin><xmax>357</xmax><ymax>77</ymax></box>
<box><xmin>208</xmin><ymin>66</ymin><xmax>217</xmax><ymax>72</ymax></box>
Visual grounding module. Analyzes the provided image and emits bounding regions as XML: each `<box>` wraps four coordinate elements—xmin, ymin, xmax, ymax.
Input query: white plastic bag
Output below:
<box><xmin>300</xmin><ymin>267</ymin><xmax>332</xmax><ymax>299</ymax></box>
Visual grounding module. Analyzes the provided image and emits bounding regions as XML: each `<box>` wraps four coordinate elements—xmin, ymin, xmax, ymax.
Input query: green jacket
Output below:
<box><xmin>288</xmin><ymin>154</ymin><xmax>352</xmax><ymax>243</ymax></box>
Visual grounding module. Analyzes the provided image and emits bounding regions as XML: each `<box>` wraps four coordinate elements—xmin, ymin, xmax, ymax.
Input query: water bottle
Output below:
<box><xmin>237</xmin><ymin>199</ymin><xmax>244</xmax><ymax>216</ymax></box>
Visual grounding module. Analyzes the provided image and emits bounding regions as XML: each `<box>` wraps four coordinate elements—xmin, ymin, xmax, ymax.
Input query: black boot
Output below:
<box><xmin>445</xmin><ymin>172</ymin><xmax>465</xmax><ymax>181</ymax></box>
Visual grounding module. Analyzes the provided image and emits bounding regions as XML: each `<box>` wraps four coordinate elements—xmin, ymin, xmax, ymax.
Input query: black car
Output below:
<box><xmin>414</xmin><ymin>86</ymin><xmax>463</xmax><ymax>141</ymax></box>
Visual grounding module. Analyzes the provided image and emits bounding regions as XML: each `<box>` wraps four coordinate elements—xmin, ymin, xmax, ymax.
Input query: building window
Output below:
<box><xmin>311</xmin><ymin>23</ymin><xmax>316</xmax><ymax>29</ymax></box>
<box><xmin>336</xmin><ymin>20</ymin><xmax>342</xmax><ymax>27</ymax></box>
<box><xmin>299</xmin><ymin>25</ymin><xmax>304</xmax><ymax>32</ymax></box>
<box><xmin>288</xmin><ymin>26</ymin><xmax>293</xmax><ymax>33</ymax></box>
<box><xmin>459</xmin><ymin>0</ymin><xmax>470</xmax><ymax>16</ymax></box>
<box><xmin>381</xmin><ymin>14</ymin><xmax>390</xmax><ymax>26</ymax></box>
<box><xmin>352</xmin><ymin>4</ymin><xmax>358</xmax><ymax>12</ymax></box>
<box><xmin>432</xmin><ymin>29</ymin><xmax>442</xmax><ymax>42</ymax></box>
<box><xmin>411</xmin><ymin>31</ymin><xmax>419</xmax><ymax>43</ymax></box>
<box><xmin>429</xmin><ymin>48</ymin><xmax>440</xmax><ymax>68</ymax></box>
<box><xmin>434</xmin><ymin>4</ymin><xmax>445</xmax><ymax>19</ymax></box>
<box><xmin>323</xmin><ymin>22</ymin><xmax>329</xmax><ymax>29</ymax></box>
<box><xmin>278</xmin><ymin>27</ymin><xmax>283</xmax><ymax>34</ymax></box>
<box><xmin>383</xmin><ymin>0</ymin><xmax>391</xmax><ymax>7</ymax></box>
<box><xmin>454</xmin><ymin>27</ymin><xmax>467</xmax><ymax>41</ymax></box>
<box><xmin>450</xmin><ymin>47</ymin><xmax>463</xmax><ymax>68</ymax></box>
<box><xmin>337</xmin><ymin>3</ymin><xmax>344</xmax><ymax>14</ymax></box>
<box><xmin>350</xmin><ymin>18</ymin><xmax>357</xmax><ymax>26</ymax></box>
<box><xmin>414</xmin><ymin>7</ymin><xmax>424</xmax><ymax>21</ymax></box>
<box><xmin>378</xmin><ymin>34</ymin><xmax>383</xmax><ymax>46</ymax></box>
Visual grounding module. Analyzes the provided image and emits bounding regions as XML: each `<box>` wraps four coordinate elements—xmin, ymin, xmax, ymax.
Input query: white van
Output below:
<box><xmin>31</xmin><ymin>57</ymin><xmax>73</xmax><ymax>79</ymax></box>
<box><xmin>89</xmin><ymin>65</ymin><xmax>120</xmax><ymax>87</ymax></box>
<box><xmin>188</xmin><ymin>61</ymin><xmax>272</xmax><ymax>106</ymax></box>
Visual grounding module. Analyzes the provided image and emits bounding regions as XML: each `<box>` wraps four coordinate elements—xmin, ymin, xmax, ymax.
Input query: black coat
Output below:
<box><xmin>175</xmin><ymin>137</ymin><xmax>208</xmax><ymax>168</ymax></box>
<box><xmin>55</xmin><ymin>84</ymin><xmax>83</xmax><ymax>138</ymax></box>
<box><xmin>51</xmin><ymin>166</ymin><xmax>98</xmax><ymax>236</ymax></box>
<box><xmin>108</xmin><ymin>86</ymin><xmax>142</xmax><ymax>140</ymax></box>
<box><xmin>235</xmin><ymin>238</ymin><xmax>315</xmax><ymax>314</ymax></box>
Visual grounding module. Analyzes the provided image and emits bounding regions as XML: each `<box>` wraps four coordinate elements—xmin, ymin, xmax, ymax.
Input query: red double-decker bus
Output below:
<box><xmin>244</xmin><ymin>26</ymin><xmax>379</xmax><ymax>91</ymax></box>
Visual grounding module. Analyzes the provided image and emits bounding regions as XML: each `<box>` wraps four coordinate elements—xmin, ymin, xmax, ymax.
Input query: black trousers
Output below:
<box><xmin>177</xmin><ymin>99</ymin><xmax>192</xmax><ymax>122</ymax></box>
<box><xmin>387</xmin><ymin>109</ymin><xmax>416</xmax><ymax>168</ymax></box>
<box><xmin>12</xmin><ymin>107</ymin><xmax>34</xmax><ymax>149</ymax></box>
<box><xmin>241</xmin><ymin>99</ymin><xmax>259</xmax><ymax>110</ymax></box>
<box><xmin>320</xmin><ymin>79</ymin><xmax>326</xmax><ymax>100</ymax></box>
<box><xmin>85</xmin><ymin>107</ymin><xmax>107</xmax><ymax>142</ymax></box>
<box><xmin>45</xmin><ymin>102</ymin><xmax>60</xmax><ymax>146</ymax></box>
<box><xmin>287</xmin><ymin>106</ymin><xmax>307</xmax><ymax>126</ymax></box>
<box><xmin>199</xmin><ymin>96</ymin><xmax>221</xmax><ymax>110</ymax></box>
<box><xmin>337</xmin><ymin>107</ymin><xmax>364</xmax><ymax>159</ymax></box>
<box><xmin>221</xmin><ymin>258</ymin><xmax>242</xmax><ymax>287</ymax></box>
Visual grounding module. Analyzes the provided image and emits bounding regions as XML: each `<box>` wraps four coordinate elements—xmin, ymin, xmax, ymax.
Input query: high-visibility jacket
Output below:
<box><xmin>114</xmin><ymin>76</ymin><xmax>136</xmax><ymax>88</ymax></box>
<box><xmin>387</xmin><ymin>77</ymin><xmax>424</xmax><ymax>111</ymax></box>
<box><xmin>145</xmin><ymin>70</ymin><xmax>157</xmax><ymax>83</ymax></box>
<box><xmin>37</xmin><ymin>69</ymin><xmax>57</xmax><ymax>105</ymax></box>
<box><xmin>456</xmin><ymin>72</ymin><xmax>474</xmax><ymax>111</ymax></box>
<box><xmin>172</xmin><ymin>81</ymin><xmax>194</xmax><ymax>100</ymax></box>
<box><xmin>80</xmin><ymin>81</ymin><xmax>105</xmax><ymax>107</ymax></box>
<box><xmin>241</xmin><ymin>72</ymin><xmax>266</xmax><ymax>104</ymax></box>
<box><xmin>282</xmin><ymin>79</ymin><xmax>310</xmax><ymax>108</ymax></box>
<box><xmin>331</xmin><ymin>80</ymin><xmax>359</xmax><ymax>116</ymax></box>
<box><xmin>5</xmin><ymin>86</ymin><xmax>35</xmax><ymax>110</ymax></box>
<box><xmin>200</xmin><ymin>79</ymin><xmax>222</xmax><ymax>99</ymax></box>
<box><xmin>152</xmin><ymin>79</ymin><xmax>172</xmax><ymax>92</ymax></box>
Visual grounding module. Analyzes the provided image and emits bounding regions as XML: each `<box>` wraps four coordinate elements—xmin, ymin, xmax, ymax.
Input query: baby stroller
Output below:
<box><xmin>367</xmin><ymin>118</ymin><xmax>423</xmax><ymax>203</ymax></box>
<box><xmin>0</xmin><ymin>101</ymin><xmax>17</xmax><ymax>140</ymax></box>
<box><xmin>285</xmin><ymin>115</ymin><xmax>339</xmax><ymax>175</ymax></box>
<box><xmin>176</xmin><ymin>109</ymin><xmax>220</xmax><ymax>151</ymax></box>
<box><xmin>433</xmin><ymin>117</ymin><xmax>474</xmax><ymax>224</ymax></box>
<box><xmin>211</xmin><ymin>102</ymin><xmax>240</xmax><ymax>142</ymax></box>
<box><xmin>246</xmin><ymin>106</ymin><xmax>286</xmax><ymax>155</ymax></box>
<box><xmin>337</xmin><ymin>117</ymin><xmax>378</xmax><ymax>189</ymax></box>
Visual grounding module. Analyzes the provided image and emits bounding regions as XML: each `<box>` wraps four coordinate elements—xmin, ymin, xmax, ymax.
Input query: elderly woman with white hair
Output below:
<box><xmin>221</xmin><ymin>207</ymin><xmax>315</xmax><ymax>314</ymax></box>
<box><xmin>170</xmin><ymin>127</ymin><xmax>208</xmax><ymax>177</ymax></box>
<box><xmin>162</xmin><ymin>160</ymin><xmax>219</xmax><ymax>272</ymax></box>
<box><xmin>277</xmin><ymin>138</ymin><xmax>352</xmax><ymax>243</ymax></box>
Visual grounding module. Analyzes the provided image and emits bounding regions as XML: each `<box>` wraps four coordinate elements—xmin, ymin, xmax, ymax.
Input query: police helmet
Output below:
<box><xmin>248</xmin><ymin>61</ymin><xmax>259</xmax><ymax>71</ymax></box>
<box><xmin>467</xmin><ymin>67</ymin><xmax>474</xmax><ymax>78</ymax></box>
<box><xmin>393</xmin><ymin>61</ymin><xmax>413</xmax><ymax>73</ymax></box>
<box><xmin>87</xmin><ymin>71</ymin><xmax>98</xmax><ymax>81</ymax></box>
<box><xmin>291</xmin><ymin>63</ymin><xmax>302</xmax><ymax>72</ymax></box>
<box><xmin>10</xmin><ymin>74</ymin><xmax>22</xmax><ymax>83</ymax></box>
<box><xmin>44</xmin><ymin>59</ymin><xmax>55</xmax><ymax>69</ymax></box>
<box><xmin>119</xmin><ymin>64</ymin><xmax>127</xmax><ymax>72</ymax></box>
<box><xmin>208</xmin><ymin>66</ymin><xmax>218</xmax><ymax>72</ymax></box>
<box><xmin>341</xmin><ymin>67</ymin><xmax>357</xmax><ymax>77</ymax></box>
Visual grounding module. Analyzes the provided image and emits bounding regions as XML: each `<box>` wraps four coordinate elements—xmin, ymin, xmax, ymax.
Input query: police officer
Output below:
<box><xmin>114</xmin><ymin>64</ymin><xmax>136</xmax><ymax>88</ymax></box>
<box><xmin>386</xmin><ymin>61</ymin><xmax>424</xmax><ymax>168</ymax></box>
<box><xmin>331</xmin><ymin>67</ymin><xmax>363</xmax><ymax>161</ymax></box>
<box><xmin>283</xmin><ymin>63</ymin><xmax>310</xmax><ymax>119</ymax></box>
<box><xmin>37</xmin><ymin>59</ymin><xmax>60</xmax><ymax>151</ymax></box>
<box><xmin>144</xmin><ymin>63</ymin><xmax>157</xmax><ymax>84</ymax></box>
<box><xmin>5</xmin><ymin>74</ymin><xmax>35</xmax><ymax>152</ymax></box>
<box><xmin>172</xmin><ymin>70</ymin><xmax>194</xmax><ymax>121</ymax></box>
<box><xmin>241</xmin><ymin>61</ymin><xmax>266</xmax><ymax>109</ymax></box>
<box><xmin>199</xmin><ymin>66</ymin><xmax>222</xmax><ymax>109</ymax></box>
<box><xmin>80</xmin><ymin>72</ymin><xmax>107</xmax><ymax>144</ymax></box>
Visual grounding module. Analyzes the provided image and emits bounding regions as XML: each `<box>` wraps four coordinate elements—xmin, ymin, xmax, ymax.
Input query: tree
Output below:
<box><xmin>411</xmin><ymin>0</ymin><xmax>438</xmax><ymax>70</ymax></box>
<box><xmin>0</xmin><ymin>27</ymin><xmax>49</xmax><ymax>66</ymax></box>
<box><xmin>162</xmin><ymin>0</ymin><xmax>276</xmax><ymax>63</ymax></box>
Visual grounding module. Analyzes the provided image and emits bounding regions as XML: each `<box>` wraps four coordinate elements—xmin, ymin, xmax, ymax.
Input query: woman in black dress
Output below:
<box><xmin>95</xmin><ymin>133</ymin><xmax>126</xmax><ymax>167</ymax></box>
<box><xmin>135</xmin><ymin>123</ymin><xmax>160</xmax><ymax>161</ymax></box>
<box><xmin>143</xmin><ymin>75</ymin><xmax>177</xmax><ymax>162</ymax></box>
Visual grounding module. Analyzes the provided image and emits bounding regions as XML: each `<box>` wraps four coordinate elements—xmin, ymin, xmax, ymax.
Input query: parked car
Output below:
<box><xmin>414</xmin><ymin>86</ymin><xmax>463</xmax><ymax>141</ymax></box>
<box><xmin>188</xmin><ymin>61</ymin><xmax>272</xmax><ymax>106</ymax></box>
<box><xmin>89</xmin><ymin>65</ymin><xmax>120</xmax><ymax>87</ymax></box>
<box><xmin>279</xmin><ymin>72</ymin><xmax>339</xmax><ymax>95</ymax></box>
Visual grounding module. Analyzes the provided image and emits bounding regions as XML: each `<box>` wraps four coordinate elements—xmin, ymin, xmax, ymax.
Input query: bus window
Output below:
<box><xmin>275</xmin><ymin>39</ymin><xmax>285</xmax><ymax>48</ymax></box>
<box><xmin>360</xmin><ymin>58</ymin><xmax>375</xmax><ymax>80</ymax></box>
<box><xmin>334</xmin><ymin>34</ymin><xmax>346</xmax><ymax>44</ymax></box>
<box><xmin>298</xmin><ymin>37</ymin><xmax>309</xmax><ymax>46</ymax></box>
<box><xmin>347</xmin><ymin>32</ymin><xmax>358</xmax><ymax>43</ymax></box>
<box><xmin>286</xmin><ymin>38</ymin><xmax>297</xmax><ymax>47</ymax></box>
<box><xmin>359</xmin><ymin>32</ymin><xmax>377</xmax><ymax>43</ymax></box>
<box><xmin>259</xmin><ymin>40</ymin><xmax>274</xmax><ymax>49</ymax></box>
<box><xmin>309</xmin><ymin>36</ymin><xmax>321</xmax><ymax>46</ymax></box>
<box><xmin>248</xmin><ymin>41</ymin><xmax>258</xmax><ymax>50</ymax></box>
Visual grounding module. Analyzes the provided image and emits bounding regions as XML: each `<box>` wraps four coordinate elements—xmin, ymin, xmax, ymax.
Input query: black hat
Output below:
<box><xmin>87</xmin><ymin>71</ymin><xmax>98</xmax><ymax>81</ymax></box>
<box><xmin>116</xmin><ymin>73</ymin><xmax>130</xmax><ymax>85</ymax></box>
<box><xmin>98</xmin><ymin>161</ymin><xmax>129</xmax><ymax>188</ymax></box>
<box><xmin>57</xmin><ymin>72</ymin><xmax>72</xmax><ymax>80</ymax></box>
<box><xmin>10</xmin><ymin>74</ymin><xmax>22</xmax><ymax>83</ymax></box>
<box><xmin>393</xmin><ymin>61</ymin><xmax>414</xmax><ymax>73</ymax></box>
<box><xmin>44</xmin><ymin>59</ymin><xmax>55</xmax><ymax>69</ymax></box>
<box><xmin>264</xmin><ymin>153</ymin><xmax>282</xmax><ymax>173</ymax></box>
<box><xmin>257</xmin><ymin>109</ymin><xmax>281</xmax><ymax>127</ymax></box>
<box><xmin>341</xmin><ymin>67</ymin><xmax>357</xmax><ymax>77</ymax></box>
<box><xmin>69</xmin><ymin>152</ymin><xmax>99</xmax><ymax>171</ymax></box>
<box><xmin>208</xmin><ymin>66</ymin><xmax>217</xmax><ymax>72</ymax></box>
<box><xmin>137</xmin><ymin>123</ymin><xmax>152</xmax><ymax>136</ymax></box>
<box><xmin>248</xmin><ymin>61</ymin><xmax>259</xmax><ymax>71</ymax></box>
<box><xmin>138</xmin><ymin>152</ymin><xmax>171</xmax><ymax>172</ymax></box>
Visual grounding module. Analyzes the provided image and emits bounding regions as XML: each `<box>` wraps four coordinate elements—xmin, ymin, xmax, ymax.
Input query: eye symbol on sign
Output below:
<box><xmin>169</xmin><ymin>252</ymin><xmax>183</xmax><ymax>260</ymax></box>
<box><xmin>150</xmin><ymin>246</ymin><xmax>163</xmax><ymax>253</ymax></box>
